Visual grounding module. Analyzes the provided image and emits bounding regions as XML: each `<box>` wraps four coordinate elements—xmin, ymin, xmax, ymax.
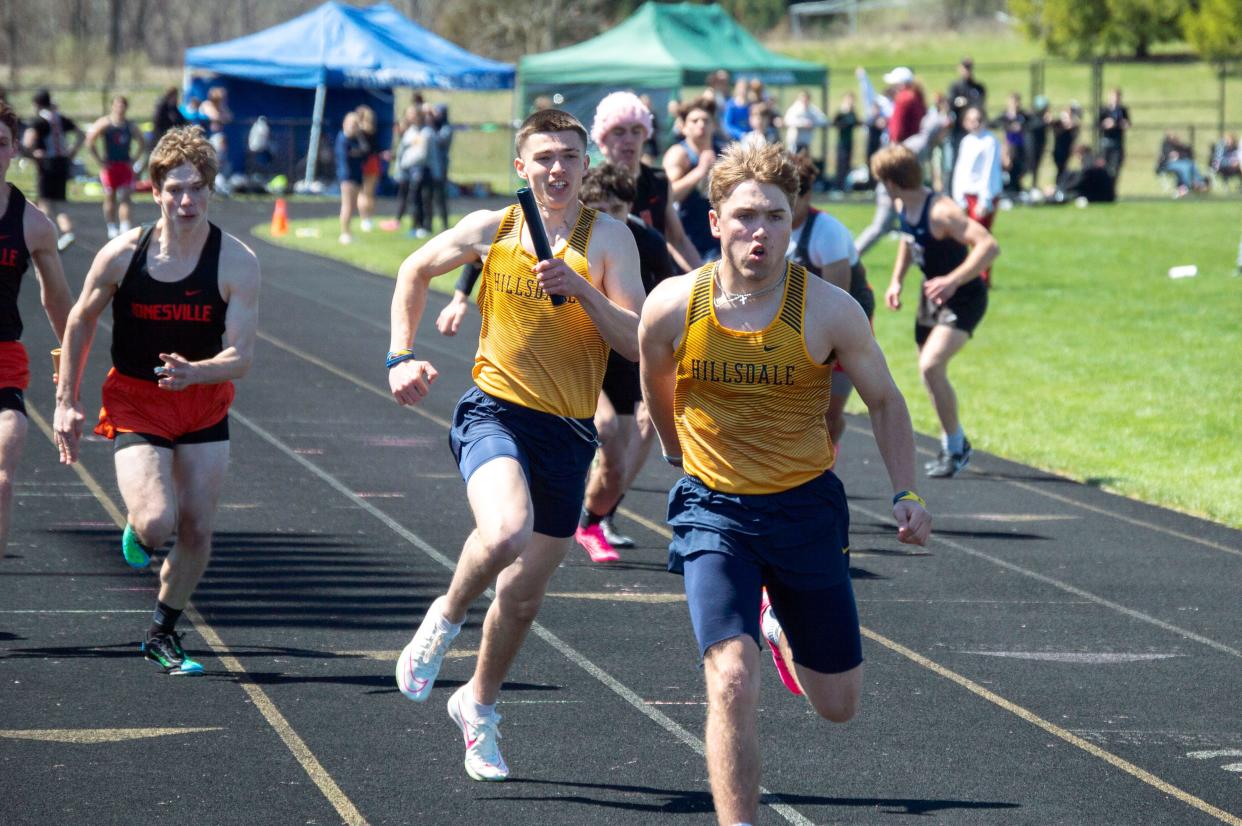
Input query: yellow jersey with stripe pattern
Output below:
<box><xmin>674</xmin><ymin>262</ymin><xmax>835</xmax><ymax>495</ymax></box>
<box><xmin>474</xmin><ymin>204</ymin><xmax>607</xmax><ymax>418</ymax></box>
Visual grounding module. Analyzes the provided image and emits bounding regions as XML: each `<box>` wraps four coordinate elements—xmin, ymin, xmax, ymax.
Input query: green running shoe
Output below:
<box><xmin>142</xmin><ymin>631</ymin><xmax>204</xmax><ymax>676</ymax></box>
<box><xmin>121</xmin><ymin>523</ymin><xmax>151</xmax><ymax>568</ymax></box>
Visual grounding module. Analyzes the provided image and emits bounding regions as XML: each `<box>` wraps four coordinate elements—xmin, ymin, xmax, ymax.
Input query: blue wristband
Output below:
<box><xmin>893</xmin><ymin>489</ymin><xmax>926</xmax><ymax>508</ymax></box>
<box><xmin>386</xmin><ymin>349</ymin><xmax>416</xmax><ymax>369</ymax></box>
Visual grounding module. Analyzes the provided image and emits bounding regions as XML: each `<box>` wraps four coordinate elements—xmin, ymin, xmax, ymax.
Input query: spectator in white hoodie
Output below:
<box><xmin>950</xmin><ymin>107</ymin><xmax>1002</xmax><ymax>283</ymax></box>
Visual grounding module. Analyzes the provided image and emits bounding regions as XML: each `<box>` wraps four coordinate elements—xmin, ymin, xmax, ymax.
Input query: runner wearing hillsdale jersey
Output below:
<box><xmin>53</xmin><ymin>126</ymin><xmax>260</xmax><ymax>676</ymax></box>
<box><xmin>0</xmin><ymin>102</ymin><xmax>74</xmax><ymax>556</ymax></box>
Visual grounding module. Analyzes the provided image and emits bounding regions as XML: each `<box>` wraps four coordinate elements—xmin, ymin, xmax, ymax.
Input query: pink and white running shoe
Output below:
<box><xmin>760</xmin><ymin>588</ymin><xmax>803</xmax><ymax>696</ymax></box>
<box><xmin>574</xmin><ymin>523</ymin><xmax>620</xmax><ymax>563</ymax></box>
<box><xmin>447</xmin><ymin>684</ymin><xmax>509</xmax><ymax>781</ymax></box>
<box><xmin>396</xmin><ymin>596</ymin><xmax>458</xmax><ymax>702</ymax></box>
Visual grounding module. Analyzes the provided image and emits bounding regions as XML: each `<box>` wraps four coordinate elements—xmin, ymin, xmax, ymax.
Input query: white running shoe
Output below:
<box><xmin>360</xmin><ymin>218</ymin><xmax>374</xmax><ymax>232</ymax></box>
<box><xmin>447</xmin><ymin>684</ymin><xmax>509</xmax><ymax>781</ymax></box>
<box><xmin>56</xmin><ymin>232</ymin><xmax>75</xmax><ymax>251</ymax></box>
<box><xmin>106</xmin><ymin>224</ymin><xmax>119</xmax><ymax>239</ymax></box>
<box><xmin>338</xmin><ymin>232</ymin><xmax>353</xmax><ymax>245</ymax></box>
<box><xmin>395</xmin><ymin>596</ymin><xmax>459</xmax><ymax>701</ymax></box>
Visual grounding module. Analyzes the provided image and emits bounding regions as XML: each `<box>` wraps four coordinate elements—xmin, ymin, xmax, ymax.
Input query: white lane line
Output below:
<box><xmin>845</xmin><ymin>422</ymin><xmax>1242</xmax><ymax>557</ymax></box>
<box><xmin>1189</xmin><ymin>750</ymin><xmax>1242</xmax><ymax>760</ymax></box>
<box><xmin>229</xmin><ymin>407</ymin><xmax>815</xmax><ymax>826</ymax></box>
<box><xmin>24</xmin><ymin>404</ymin><xmax>368</xmax><ymax>826</ymax></box>
<box><xmin>0</xmin><ymin>609</ymin><xmax>150</xmax><ymax>614</ymax></box>
<box><xmin>956</xmin><ymin>651</ymin><xmax>1183</xmax><ymax>664</ymax></box>
<box><xmin>851</xmin><ymin>497</ymin><xmax>1242</xmax><ymax>660</ymax></box>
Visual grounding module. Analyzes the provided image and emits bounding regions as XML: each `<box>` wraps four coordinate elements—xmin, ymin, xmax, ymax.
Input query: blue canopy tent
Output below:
<box><xmin>184</xmin><ymin>1</ymin><xmax>514</xmax><ymax>186</ymax></box>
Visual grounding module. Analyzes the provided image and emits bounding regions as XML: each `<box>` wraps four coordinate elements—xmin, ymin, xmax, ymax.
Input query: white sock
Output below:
<box><xmin>944</xmin><ymin>427</ymin><xmax>966</xmax><ymax>455</ymax></box>
<box><xmin>464</xmin><ymin>684</ymin><xmax>496</xmax><ymax>720</ymax></box>
<box><xmin>432</xmin><ymin>598</ymin><xmax>463</xmax><ymax>636</ymax></box>
<box><xmin>119</xmin><ymin>221</ymin><xmax>131</xmax><ymax>232</ymax></box>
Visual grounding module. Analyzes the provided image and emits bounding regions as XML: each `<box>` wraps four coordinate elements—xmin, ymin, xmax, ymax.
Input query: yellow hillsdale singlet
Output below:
<box><xmin>473</xmin><ymin>204</ymin><xmax>609</xmax><ymax>419</ymax></box>
<box><xmin>674</xmin><ymin>262</ymin><xmax>835</xmax><ymax>495</ymax></box>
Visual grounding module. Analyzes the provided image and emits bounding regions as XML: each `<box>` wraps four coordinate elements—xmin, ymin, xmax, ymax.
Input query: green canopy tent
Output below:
<box><xmin>518</xmin><ymin>2</ymin><xmax>829</xmax><ymax>155</ymax></box>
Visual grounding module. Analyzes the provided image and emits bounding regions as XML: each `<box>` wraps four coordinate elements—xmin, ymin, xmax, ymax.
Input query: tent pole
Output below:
<box><xmin>304</xmin><ymin>80</ymin><xmax>327</xmax><ymax>188</ymax></box>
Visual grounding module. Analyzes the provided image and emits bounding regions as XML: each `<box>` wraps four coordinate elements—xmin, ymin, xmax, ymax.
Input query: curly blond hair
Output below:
<box><xmin>708</xmin><ymin>142</ymin><xmax>799</xmax><ymax>211</ymax></box>
<box><xmin>149</xmin><ymin>126</ymin><xmax>218</xmax><ymax>192</ymax></box>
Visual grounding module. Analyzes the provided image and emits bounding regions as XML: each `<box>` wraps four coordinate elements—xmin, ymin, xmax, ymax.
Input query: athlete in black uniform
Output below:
<box><xmin>0</xmin><ymin>102</ymin><xmax>73</xmax><ymax>554</ymax></box>
<box><xmin>54</xmin><ymin>127</ymin><xmax>261</xmax><ymax>675</ymax></box>
<box><xmin>573</xmin><ymin>162</ymin><xmax>674</xmax><ymax>561</ymax></box>
<box><xmin>871</xmin><ymin>144</ymin><xmax>999</xmax><ymax>478</ymax></box>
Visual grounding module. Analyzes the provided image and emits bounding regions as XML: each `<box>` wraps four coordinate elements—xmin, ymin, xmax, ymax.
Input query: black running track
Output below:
<box><xmin>3</xmin><ymin>200</ymin><xmax>1240</xmax><ymax>826</ymax></box>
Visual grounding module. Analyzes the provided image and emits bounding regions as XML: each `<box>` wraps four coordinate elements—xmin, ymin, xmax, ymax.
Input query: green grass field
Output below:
<box><xmin>255</xmin><ymin>199</ymin><xmax>1242</xmax><ymax>529</ymax></box>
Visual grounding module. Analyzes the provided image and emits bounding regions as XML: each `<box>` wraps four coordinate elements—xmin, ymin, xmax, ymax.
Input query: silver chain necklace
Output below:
<box><xmin>714</xmin><ymin>264</ymin><xmax>787</xmax><ymax>306</ymax></box>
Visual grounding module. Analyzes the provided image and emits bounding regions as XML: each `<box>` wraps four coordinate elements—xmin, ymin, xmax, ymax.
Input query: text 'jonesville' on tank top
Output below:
<box><xmin>111</xmin><ymin>223</ymin><xmax>228</xmax><ymax>381</ymax></box>
<box><xmin>674</xmin><ymin>262</ymin><xmax>835</xmax><ymax>495</ymax></box>
<box><xmin>0</xmin><ymin>185</ymin><xmax>31</xmax><ymax>342</ymax></box>
<box><xmin>473</xmin><ymin>204</ymin><xmax>609</xmax><ymax>419</ymax></box>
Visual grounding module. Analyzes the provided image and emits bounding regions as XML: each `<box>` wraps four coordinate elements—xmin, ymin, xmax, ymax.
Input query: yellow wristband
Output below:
<box><xmin>893</xmin><ymin>490</ymin><xmax>926</xmax><ymax>508</ymax></box>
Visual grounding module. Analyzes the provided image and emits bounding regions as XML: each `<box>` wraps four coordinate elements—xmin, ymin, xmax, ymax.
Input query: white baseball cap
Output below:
<box><xmin>883</xmin><ymin>66</ymin><xmax>915</xmax><ymax>85</ymax></box>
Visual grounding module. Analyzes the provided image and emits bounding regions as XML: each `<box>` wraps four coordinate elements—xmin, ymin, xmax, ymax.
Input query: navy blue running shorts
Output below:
<box><xmin>668</xmin><ymin>471</ymin><xmax>863</xmax><ymax>674</ymax></box>
<box><xmin>449</xmin><ymin>386</ymin><xmax>597</xmax><ymax>538</ymax></box>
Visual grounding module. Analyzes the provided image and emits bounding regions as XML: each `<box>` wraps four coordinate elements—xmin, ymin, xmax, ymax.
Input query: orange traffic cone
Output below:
<box><xmin>270</xmin><ymin>198</ymin><xmax>289</xmax><ymax>237</ymax></box>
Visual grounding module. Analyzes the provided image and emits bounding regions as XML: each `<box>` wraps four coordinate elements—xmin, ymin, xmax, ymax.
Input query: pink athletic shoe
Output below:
<box><xmin>760</xmin><ymin>589</ymin><xmax>802</xmax><ymax>696</ymax></box>
<box><xmin>574</xmin><ymin>523</ymin><xmax>620</xmax><ymax>563</ymax></box>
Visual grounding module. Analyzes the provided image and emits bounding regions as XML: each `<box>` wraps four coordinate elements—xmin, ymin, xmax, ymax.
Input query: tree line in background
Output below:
<box><xmin>1011</xmin><ymin>0</ymin><xmax>1242</xmax><ymax>61</ymax></box>
<box><xmin>3</xmin><ymin>0</ymin><xmax>1242</xmax><ymax>89</ymax></box>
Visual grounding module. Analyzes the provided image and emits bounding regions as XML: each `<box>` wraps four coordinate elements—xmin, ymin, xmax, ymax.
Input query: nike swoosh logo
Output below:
<box><xmin>185</xmin><ymin>289</ymin><xmax>203</xmax><ymax>297</ymax></box>
<box><xmin>763</xmin><ymin>344</ymin><xmax>778</xmax><ymax>352</ymax></box>
<box><xmin>465</xmin><ymin>734</ymin><xmax>478</xmax><ymax>748</ymax></box>
<box><xmin>410</xmin><ymin>676</ymin><xmax>428</xmax><ymax>692</ymax></box>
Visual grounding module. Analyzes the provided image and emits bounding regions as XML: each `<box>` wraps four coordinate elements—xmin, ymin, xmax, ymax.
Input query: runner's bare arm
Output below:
<box><xmin>389</xmin><ymin>209</ymin><xmax>498</xmax><ymax>406</ymax></box>
<box><xmin>84</xmin><ymin>117</ymin><xmax>108</xmax><ymax>166</ymax></box>
<box><xmin>663</xmin><ymin>201</ymin><xmax>702</xmax><ymax>270</ymax></box>
<box><xmin>53</xmin><ymin>235</ymin><xmax>134</xmax><ymax>463</ymax></box>
<box><xmin>543</xmin><ymin>212</ymin><xmax>644</xmax><ymax>361</ymax></box>
<box><xmin>885</xmin><ymin>237</ymin><xmax>913</xmax><ymax>311</ymax></box>
<box><xmin>23</xmin><ymin>203</ymin><xmax>73</xmax><ymax>342</ymax></box>
<box><xmin>638</xmin><ymin>275</ymin><xmax>692</xmax><ymax>464</ymax></box>
<box><xmin>810</xmin><ymin>281</ymin><xmax>930</xmax><ymax>545</ymax></box>
<box><xmin>159</xmin><ymin>235</ymin><xmax>260</xmax><ymax>389</ymax></box>
<box><xmin>931</xmin><ymin>197</ymin><xmax>999</xmax><ymax>287</ymax></box>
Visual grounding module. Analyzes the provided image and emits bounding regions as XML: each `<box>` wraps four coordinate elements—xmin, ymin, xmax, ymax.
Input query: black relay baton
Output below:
<box><xmin>516</xmin><ymin>187</ymin><xmax>566</xmax><ymax>306</ymax></box>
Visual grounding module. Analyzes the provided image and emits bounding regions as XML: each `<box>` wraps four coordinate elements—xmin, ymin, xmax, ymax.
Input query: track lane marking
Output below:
<box><xmin>257</xmin><ymin>333</ymin><xmax>1242</xmax><ymax>822</ymax></box>
<box><xmin>227</xmin><ymin>407</ymin><xmax>814</xmax><ymax>826</ymax></box>
<box><xmin>845</xmin><ymin>422</ymin><xmax>1241</xmax><ymax>557</ymax></box>
<box><xmin>0</xmin><ymin>727</ymin><xmax>221</xmax><ymax>743</ymax></box>
<box><xmin>860</xmin><ymin>626</ymin><xmax>1242</xmax><ymax>826</ymax></box>
<box><xmin>263</xmin><ymin>269</ymin><xmax>1242</xmax><ymax>559</ymax></box>
<box><xmin>25</xmin><ymin>404</ymin><xmax>368</xmax><ymax>826</ymax></box>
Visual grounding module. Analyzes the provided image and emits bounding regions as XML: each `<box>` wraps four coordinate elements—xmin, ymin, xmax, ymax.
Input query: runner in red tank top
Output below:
<box><xmin>0</xmin><ymin>102</ymin><xmax>74</xmax><ymax>556</ymax></box>
<box><xmin>54</xmin><ymin>127</ymin><xmax>260</xmax><ymax>676</ymax></box>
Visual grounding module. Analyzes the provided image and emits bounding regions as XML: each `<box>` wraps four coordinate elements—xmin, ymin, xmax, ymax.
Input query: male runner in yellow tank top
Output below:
<box><xmin>387</xmin><ymin>109</ymin><xmax>645</xmax><ymax>782</ymax></box>
<box><xmin>639</xmin><ymin>143</ymin><xmax>932</xmax><ymax>826</ymax></box>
